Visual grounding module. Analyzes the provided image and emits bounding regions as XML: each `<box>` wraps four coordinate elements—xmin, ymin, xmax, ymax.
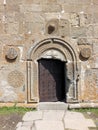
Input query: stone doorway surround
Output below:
<box><xmin>26</xmin><ymin>38</ymin><xmax>79</xmax><ymax>103</ymax></box>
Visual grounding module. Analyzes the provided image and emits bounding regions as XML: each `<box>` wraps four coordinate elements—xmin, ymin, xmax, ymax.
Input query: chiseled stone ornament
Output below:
<box><xmin>46</xmin><ymin>19</ymin><xmax>59</xmax><ymax>34</ymax></box>
<box><xmin>80</xmin><ymin>48</ymin><xmax>91</xmax><ymax>59</ymax></box>
<box><xmin>8</xmin><ymin>70</ymin><xmax>24</xmax><ymax>88</ymax></box>
<box><xmin>6</xmin><ymin>48</ymin><xmax>18</xmax><ymax>60</ymax></box>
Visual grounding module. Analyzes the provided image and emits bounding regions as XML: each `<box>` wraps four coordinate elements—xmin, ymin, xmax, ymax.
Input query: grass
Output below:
<box><xmin>70</xmin><ymin>108</ymin><xmax>98</xmax><ymax>114</ymax></box>
<box><xmin>0</xmin><ymin>106</ymin><xmax>36</xmax><ymax>115</ymax></box>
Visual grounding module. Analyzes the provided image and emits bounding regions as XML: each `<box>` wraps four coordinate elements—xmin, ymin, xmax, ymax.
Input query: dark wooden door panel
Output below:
<box><xmin>38</xmin><ymin>59</ymin><xmax>65</xmax><ymax>102</ymax></box>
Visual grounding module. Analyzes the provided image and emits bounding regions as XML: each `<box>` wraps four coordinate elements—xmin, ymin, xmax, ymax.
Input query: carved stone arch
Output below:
<box><xmin>27</xmin><ymin>38</ymin><xmax>78</xmax><ymax>103</ymax></box>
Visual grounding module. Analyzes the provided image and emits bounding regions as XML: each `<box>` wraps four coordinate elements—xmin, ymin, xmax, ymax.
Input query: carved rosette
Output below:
<box><xmin>80</xmin><ymin>48</ymin><xmax>91</xmax><ymax>59</ymax></box>
<box><xmin>6</xmin><ymin>48</ymin><xmax>18</xmax><ymax>60</ymax></box>
<box><xmin>8</xmin><ymin>70</ymin><xmax>25</xmax><ymax>88</ymax></box>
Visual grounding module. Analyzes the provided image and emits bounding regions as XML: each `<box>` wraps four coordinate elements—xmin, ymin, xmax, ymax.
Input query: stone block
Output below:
<box><xmin>94</xmin><ymin>25</ymin><xmax>98</xmax><ymax>38</ymax></box>
<box><xmin>16</xmin><ymin>122</ymin><xmax>22</xmax><ymax>128</ymax></box>
<box><xmin>86</xmin><ymin>25</ymin><xmax>94</xmax><ymax>38</ymax></box>
<box><xmin>22</xmin><ymin>121</ymin><xmax>33</xmax><ymax>127</ymax></box>
<box><xmin>0</xmin><ymin>23</ymin><xmax>5</xmax><ymax>34</ymax></box>
<box><xmin>24</xmin><ymin>0</ymin><xmax>41</xmax><ymax>4</ymax></box>
<box><xmin>0</xmin><ymin>45</ymin><xmax>2</xmax><ymax>60</ymax></box>
<box><xmin>70</xmin><ymin>13</ymin><xmax>80</xmax><ymax>27</ymax></box>
<box><xmin>20</xmin><ymin>5</ymin><xmax>42</xmax><ymax>13</ymax></box>
<box><xmin>42</xmin><ymin>110</ymin><xmax>65</xmax><ymax>120</ymax></box>
<box><xmin>5</xmin><ymin>0</ymin><xmax>25</xmax><ymax>5</ymax></box>
<box><xmin>93</xmin><ymin>13</ymin><xmax>98</xmax><ymax>23</ymax></box>
<box><xmin>23</xmin><ymin>111</ymin><xmax>43</xmax><ymax>121</ymax></box>
<box><xmin>16</xmin><ymin>126</ymin><xmax>31</xmax><ymax>130</ymax></box>
<box><xmin>24</xmin><ymin>22</ymin><xmax>44</xmax><ymax>35</ymax></box>
<box><xmin>63</xmin><ymin>4</ymin><xmax>92</xmax><ymax>14</ymax></box>
<box><xmin>57</xmin><ymin>0</ymin><xmax>91</xmax><ymax>4</ymax></box>
<box><xmin>83</xmin><ymin>69</ymin><xmax>98</xmax><ymax>101</ymax></box>
<box><xmin>42</xmin><ymin>4</ymin><xmax>62</xmax><ymax>12</ymax></box>
<box><xmin>93</xmin><ymin>0</ymin><xmax>98</xmax><ymax>5</ymax></box>
<box><xmin>79</xmin><ymin>13</ymin><xmax>91</xmax><ymax>27</ymax></box>
<box><xmin>0</xmin><ymin>34</ymin><xmax>24</xmax><ymax>46</ymax></box>
<box><xmin>19</xmin><ymin>22</ymin><xmax>26</xmax><ymax>34</ymax></box>
<box><xmin>93</xmin><ymin>40</ymin><xmax>98</xmax><ymax>54</ymax></box>
<box><xmin>92</xmin><ymin>5</ymin><xmax>98</xmax><ymax>13</ymax></box>
<box><xmin>6</xmin><ymin>4</ymin><xmax>20</xmax><ymax>12</ymax></box>
<box><xmin>59</xmin><ymin>19</ymin><xmax>70</xmax><ymax>37</ymax></box>
<box><xmin>71</xmin><ymin>26</ymin><xmax>86</xmax><ymax>38</ymax></box>
<box><xmin>15</xmin><ymin>13</ymin><xmax>25</xmax><ymax>22</ymax></box>
<box><xmin>0</xmin><ymin>5</ymin><xmax>4</xmax><ymax>12</ymax></box>
<box><xmin>0</xmin><ymin>80</ymin><xmax>18</xmax><ymax>102</ymax></box>
<box><xmin>64</xmin><ymin>111</ymin><xmax>96</xmax><ymax>130</ymax></box>
<box><xmin>37</xmin><ymin>102</ymin><xmax>68</xmax><ymax>110</ymax></box>
<box><xmin>63</xmin><ymin>4</ymin><xmax>77</xmax><ymax>13</ymax></box>
<box><xmin>6</xmin><ymin>22</ymin><xmax>19</xmax><ymax>34</ymax></box>
<box><xmin>94</xmin><ymin>56</ymin><xmax>98</xmax><ymax>68</ymax></box>
<box><xmin>24</xmin><ymin>13</ymin><xmax>44</xmax><ymax>23</ymax></box>
<box><xmin>35</xmin><ymin>121</ymin><xmax>64</xmax><ymax>130</ymax></box>
<box><xmin>46</xmin><ymin>0</ymin><xmax>57</xmax><ymax>3</ymax></box>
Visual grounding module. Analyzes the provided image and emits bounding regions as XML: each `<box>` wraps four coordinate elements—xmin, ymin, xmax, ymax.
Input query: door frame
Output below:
<box><xmin>26</xmin><ymin>38</ymin><xmax>79</xmax><ymax>103</ymax></box>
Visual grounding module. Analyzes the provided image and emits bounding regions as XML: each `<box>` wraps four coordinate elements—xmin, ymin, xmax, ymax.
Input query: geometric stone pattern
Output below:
<box><xmin>8</xmin><ymin>70</ymin><xmax>25</xmax><ymax>88</ymax></box>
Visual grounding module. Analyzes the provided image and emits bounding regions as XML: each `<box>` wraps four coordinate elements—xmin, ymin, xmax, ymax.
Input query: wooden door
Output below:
<box><xmin>38</xmin><ymin>59</ymin><xmax>65</xmax><ymax>102</ymax></box>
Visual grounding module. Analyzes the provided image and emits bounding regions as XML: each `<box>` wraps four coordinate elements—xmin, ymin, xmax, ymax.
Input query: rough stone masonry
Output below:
<box><xmin>0</xmin><ymin>0</ymin><xmax>98</xmax><ymax>107</ymax></box>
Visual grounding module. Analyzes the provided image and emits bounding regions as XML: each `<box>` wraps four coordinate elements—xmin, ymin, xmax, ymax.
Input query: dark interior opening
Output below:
<box><xmin>38</xmin><ymin>59</ymin><xmax>66</xmax><ymax>102</ymax></box>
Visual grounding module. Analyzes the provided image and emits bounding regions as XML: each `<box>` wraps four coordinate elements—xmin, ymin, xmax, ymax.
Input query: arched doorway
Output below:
<box><xmin>27</xmin><ymin>38</ymin><xmax>78</xmax><ymax>103</ymax></box>
<box><xmin>38</xmin><ymin>59</ymin><xmax>66</xmax><ymax>102</ymax></box>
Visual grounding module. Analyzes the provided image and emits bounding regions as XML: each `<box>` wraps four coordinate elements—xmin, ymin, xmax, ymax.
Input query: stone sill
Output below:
<box><xmin>68</xmin><ymin>103</ymin><xmax>98</xmax><ymax>109</ymax></box>
<box><xmin>1</xmin><ymin>102</ymin><xmax>98</xmax><ymax>109</ymax></box>
<box><xmin>0</xmin><ymin>103</ymin><xmax>37</xmax><ymax>108</ymax></box>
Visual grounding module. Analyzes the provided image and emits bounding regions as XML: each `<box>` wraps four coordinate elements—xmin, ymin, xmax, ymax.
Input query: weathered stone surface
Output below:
<box><xmin>83</xmin><ymin>69</ymin><xmax>98</xmax><ymax>101</ymax></box>
<box><xmin>0</xmin><ymin>0</ymin><xmax>97</xmax><ymax>106</ymax></box>
<box><xmin>20</xmin><ymin>5</ymin><xmax>42</xmax><ymax>13</ymax></box>
<box><xmin>46</xmin><ymin>19</ymin><xmax>59</xmax><ymax>35</ymax></box>
<box><xmin>6</xmin><ymin>48</ymin><xmax>18</xmax><ymax>60</ymax></box>
<box><xmin>86</xmin><ymin>25</ymin><xmax>94</xmax><ymax>37</ymax></box>
<box><xmin>80</xmin><ymin>48</ymin><xmax>91</xmax><ymax>59</ymax></box>
<box><xmin>6</xmin><ymin>22</ymin><xmax>19</xmax><ymax>34</ymax></box>
<box><xmin>7</xmin><ymin>70</ymin><xmax>25</xmax><ymax>88</ymax></box>
<box><xmin>70</xmin><ymin>13</ymin><xmax>79</xmax><ymax>27</ymax></box>
<box><xmin>71</xmin><ymin>27</ymin><xmax>86</xmax><ymax>38</ymax></box>
<box><xmin>94</xmin><ymin>25</ymin><xmax>98</xmax><ymax>38</ymax></box>
<box><xmin>93</xmin><ymin>40</ymin><xmax>98</xmax><ymax>54</ymax></box>
<box><xmin>42</xmin><ymin>4</ymin><xmax>62</xmax><ymax>12</ymax></box>
<box><xmin>93</xmin><ymin>0</ymin><xmax>98</xmax><ymax>5</ymax></box>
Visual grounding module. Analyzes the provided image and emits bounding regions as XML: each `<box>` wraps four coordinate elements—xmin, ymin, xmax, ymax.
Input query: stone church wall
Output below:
<box><xmin>0</xmin><ymin>0</ymin><xmax>98</xmax><ymax>105</ymax></box>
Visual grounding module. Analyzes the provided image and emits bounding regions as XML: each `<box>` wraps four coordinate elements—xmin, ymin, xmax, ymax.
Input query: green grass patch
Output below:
<box><xmin>0</xmin><ymin>106</ymin><xmax>36</xmax><ymax>115</ymax></box>
<box><xmin>70</xmin><ymin>108</ymin><xmax>98</xmax><ymax>115</ymax></box>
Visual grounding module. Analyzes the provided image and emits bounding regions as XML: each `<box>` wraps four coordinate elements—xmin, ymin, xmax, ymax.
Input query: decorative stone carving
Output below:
<box><xmin>80</xmin><ymin>48</ymin><xmax>91</xmax><ymax>59</ymax></box>
<box><xmin>6</xmin><ymin>48</ymin><xmax>18</xmax><ymax>60</ymax></box>
<box><xmin>27</xmin><ymin>38</ymin><xmax>78</xmax><ymax>103</ymax></box>
<box><xmin>46</xmin><ymin>19</ymin><xmax>58</xmax><ymax>34</ymax></box>
<box><xmin>8</xmin><ymin>70</ymin><xmax>24</xmax><ymax>88</ymax></box>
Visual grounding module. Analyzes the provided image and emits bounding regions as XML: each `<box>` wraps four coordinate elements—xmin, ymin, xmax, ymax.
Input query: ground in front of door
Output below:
<box><xmin>16</xmin><ymin>110</ymin><xmax>96</xmax><ymax>130</ymax></box>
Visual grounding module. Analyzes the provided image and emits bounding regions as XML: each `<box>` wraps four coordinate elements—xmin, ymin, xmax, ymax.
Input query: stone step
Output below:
<box><xmin>37</xmin><ymin>102</ymin><xmax>68</xmax><ymax>111</ymax></box>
